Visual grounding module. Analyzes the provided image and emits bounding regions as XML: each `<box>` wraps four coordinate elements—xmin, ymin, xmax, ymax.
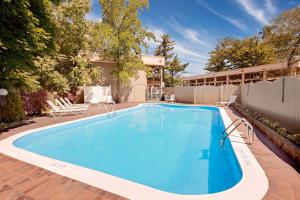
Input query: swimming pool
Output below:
<box><xmin>0</xmin><ymin>104</ymin><xmax>268</xmax><ymax>200</ymax></box>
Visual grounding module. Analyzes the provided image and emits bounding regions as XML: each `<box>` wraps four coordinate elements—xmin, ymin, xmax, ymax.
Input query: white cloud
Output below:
<box><xmin>146</xmin><ymin>25</ymin><xmax>211</xmax><ymax>75</ymax></box>
<box><xmin>174</xmin><ymin>43</ymin><xmax>208</xmax><ymax>62</ymax></box>
<box><xmin>174</xmin><ymin>41</ymin><xmax>210</xmax><ymax>75</ymax></box>
<box><xmin>195</xmin><ymin>0</ymin><xmax>248</xmax><ymax>31</ymax></box>
<box><xmin>148</xmin><ymin>25</ymin><xmax>165</xmax><ymax>40</ymax></box>
<box><xmin>185</xmin><ymin>29</ymin><xmax>203</xmax><ymax>45</ymax></box>
<box><xmin>146</xmin><ymin>25</ymin><xmax>165</xmax><ymax>49</ymax></box>
<box><xmin>265</xmin><ymin>0</ymin><xmax>277</xmax><ymax>14</ymax></box>
<box><xmin>166</xmin><ymin>18</ymin><xmax>213</xmax><ymax>49</ymax></box>
<box><xmin>235</xmin><ymin>0</ymin><xmax>270</xmax><ymax>25</ymax></box>
<box><xmin>86</xmin><ymin>13</ymin><xmax>102</xmax><ymax>21</ymax></box>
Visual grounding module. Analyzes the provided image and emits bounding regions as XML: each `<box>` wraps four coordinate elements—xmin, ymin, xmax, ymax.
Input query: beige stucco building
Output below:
<box><xmin>85</xmin><ymin>53</ymin><xmax>165</xmax><ymax>102</ymax></box>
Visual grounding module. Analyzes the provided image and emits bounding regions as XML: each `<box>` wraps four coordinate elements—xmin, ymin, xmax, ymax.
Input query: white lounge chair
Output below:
<box><xmin>47</xmin><ymin>100</ymin><xmax>86</xmax><ymax>117</ymax></box>
<box><xmin>217</xmin><ymin>95</ymin><xmax>237</xmax><ymax>107</ymax></box>
<box><xmin>59</xmin><ymin>97</ymin><xmax>88</xmax><ymax>109</ymax></box>
<box><xmin>64</xmin><ymin>97</ymin><xmax>89</xmax><ymax>107</ymax></box>
<box><xmin>166</xmin><ymin>94</ymin><xmax>176</xmax><ymax>103</ymax></box>
<box><xmin>106</xmin><ymin>96</ymin><xmax>115</xmax><ymax>104</ymax></box>
<box><xmin>54</xmin><ymin>99</ymin><xmax>68</xmax><ymax>109</ymax></box>
<box><xmin>55</xmin><ymin>99</ymin><xmax>88</xmax><ymax>111</ymax></box>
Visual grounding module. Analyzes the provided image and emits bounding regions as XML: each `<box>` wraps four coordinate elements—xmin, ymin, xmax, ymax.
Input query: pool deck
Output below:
<box><xmin>0</xmin><ymin>103</ymin><xmax>299</xmax><ymax>200</ymax></box>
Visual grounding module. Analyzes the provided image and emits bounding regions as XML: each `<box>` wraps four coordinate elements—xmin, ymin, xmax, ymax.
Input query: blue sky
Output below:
<box><xmin>86</xmin><ymin>0</ymin><xmax>299</xmax><ymax>76</ymax></box>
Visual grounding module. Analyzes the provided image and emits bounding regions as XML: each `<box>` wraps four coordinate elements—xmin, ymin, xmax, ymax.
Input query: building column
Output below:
<box><xmin>160</xmin><ymin>66</ymin><xmax>163</xmax><ymax>98</ymax></box>
<box><xmin>195</xmin><ymin>77</ymin><xmax>198</xmax><ymax>87</ymax></box>
<box><xmin>241</xmin><ymin>73</ymin><xmax>245</xmax><ymax>85</ymax></box>
<box><xmin>226</xmin><ymin>75</ymin><xmax>229</xmax><ymax>85</ymax></box>
<box><xmin>214</xmin><ymin>77</ymin><xmax>217</xmax><ymax>86</ymax></box>
<box><xmin>204</xmin><ymin>78</ymin><xmax>207</xmax><ymax>86</ymax></box>
<box><xmin>263</xmin><ymin>71</ymin><xmax>267</xmax><ymax>81</ymax></box>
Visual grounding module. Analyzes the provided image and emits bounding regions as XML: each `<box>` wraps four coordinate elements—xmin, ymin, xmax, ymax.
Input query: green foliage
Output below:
<box><xmin>155</xmin><ymin>34</ymin><xmax>175</xmax><ymax>65</ymax></box>
<box><xmin>235</xmin><ymin>103</ymin><xmax>300</xmax><ymax>147</ymax></box>
<box><xmin>99</xmin><ymin>0</ymin><xmax>153</xmax><ymax>85</ymax></box>
<box><xmin>33</xmin><ymin>56</ymin><xmax>69</xmax><ymax>94</ymax></box>
<box><xmin>154</xmin><ymin>34</ymin><xmax>188</xmax><ymax>87</ymax></box>
<box><xmin>0</xmin><ymin>0</ymin><xmax>106</xmax><ymax>121</ymax></box>
<box><xmin>262</xmin><ymin>5</ymin><xmax>300</xmax><ymax>68</ymax></box>
<box><xmin>165</xmin><ymin>55</ymin><xmax>188</xmax><ymax>87</ymax></box>
<box><xmin>53</xmin><ymin>0</ymin><xmax>90</xmax><ymax>56</ymax></box>
<box><xmin>0</xmin><ymin>0</ymin><xmax>56</xmax><ymax>90</ymax></box>
<box><xmin>0</xmin><ymin>91</ymin><xmax>25</xmax><ymax>123</ymax></box>
<box><xmin>1</xmin><ymin>69</ymin><xmax>40</xmax><ymax>91</ymax></box>
<box><xmin>68</xmin><ymin>56</ymin><xmax>103</xmax><ymax>88</ymax></box>
<box><xmin>51</xmin><ymin>0</ymin><xmax>104</xmax><ymax>89</ymax></box>
<box><xmin>206</xmin><ymin>37</ymin><xmax>275</xmax><ymax>72</ymax></box>
<box><xmin>88</xmin><ymin>22</ymin><xmax>117</xmax><ymax>55</ymax></box>
<box><xmin>206</xmin><ymin>6</ymin><xmax>300</xmax><ymax>73</ymax></box>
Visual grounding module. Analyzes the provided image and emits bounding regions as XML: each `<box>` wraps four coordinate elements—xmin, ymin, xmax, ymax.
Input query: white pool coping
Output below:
<box><xmin>0</xmin><ymin>103</ymin><xmax>268</xmax><ymax>200</ymax></box>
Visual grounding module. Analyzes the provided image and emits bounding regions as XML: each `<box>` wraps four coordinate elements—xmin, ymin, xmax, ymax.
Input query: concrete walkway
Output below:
<box><xmin>226</xmin><ymin>108</ymin><xmax>300</xmax><ymax>200</ymax></box>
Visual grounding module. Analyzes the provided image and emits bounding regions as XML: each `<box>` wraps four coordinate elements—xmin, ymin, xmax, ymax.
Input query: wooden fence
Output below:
<box><xmin>164</xmin><ymin>85</ymin><xmax>240</xmax><ymax>104</ymax></box>
<box><xmin>165</xmin><ymin>77</ymin><xmax>300</xmax><ymax>132</ymax></box>
<box><xmin>240</xmin><ymin>77</ymin><xmax>300</xmax><ymax>132</ymax></box>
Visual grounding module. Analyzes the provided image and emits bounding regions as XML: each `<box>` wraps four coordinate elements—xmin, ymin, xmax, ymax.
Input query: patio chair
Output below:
<box><xmin>55</xmin><ymin>98</ymin><xmax>88</xmax><ymax>111</ymax></box>
<box><xmin>64</xmin><ymin>97</ymin><xmax>89</xmax><ymax>107</ymax></box>
<box><xmin>59</xmin><ymin>97</ymin><xmax>88</xmax><ymax>109</ymax></box>
<box><xmin>217</xmin><ymin>95</ymin><xmax>237</xmax><ymax>107</ymax></box>
<box><xmin>166</xmin><ymin>94</ymin><xmax>176</xmax><ymax>103</ymax></box>
<box><xmin>46</xmin><ymin>100</ymin><xmax>86</xmax><ymax>117</ymax></box>
<box><xmin>54</xmin><ymin>99</ymin><xmax>68</xmax><ymax>109</ymax></box>
<box><xmin>106</xmin><ymin>95</ymin><xmax>115</xmax><ymax>104</ymax></box>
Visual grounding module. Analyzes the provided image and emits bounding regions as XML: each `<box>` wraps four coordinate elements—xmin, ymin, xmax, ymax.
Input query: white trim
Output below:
<box><xmin>0</xmin><ymin>103</ymin><xmax>268</xmax><ymax>200</ymax></box>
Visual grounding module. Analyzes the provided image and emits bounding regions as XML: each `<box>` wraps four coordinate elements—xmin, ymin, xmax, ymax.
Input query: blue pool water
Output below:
<box><xmin>14</xmin><ymin>104</ymin><xmax>242</xmax><ymax>195</ymax></box>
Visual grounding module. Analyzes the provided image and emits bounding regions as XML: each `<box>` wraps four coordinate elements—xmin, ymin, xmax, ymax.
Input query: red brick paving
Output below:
<box><xmin>0</xmin><ymin>103</ymin><xmax>299</xmax><ymax>199</ymax></box>
<box><xmin>226</xmin><ymin>107</ymin><xmax>300</xmax><ymax>200</ymax></box>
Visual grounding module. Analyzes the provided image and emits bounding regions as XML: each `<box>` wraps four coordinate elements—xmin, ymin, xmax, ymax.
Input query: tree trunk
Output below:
<box><xmin>116</xmin><ymin>78</ymin><xmax>120</xmax><ymax>103</ymax></box>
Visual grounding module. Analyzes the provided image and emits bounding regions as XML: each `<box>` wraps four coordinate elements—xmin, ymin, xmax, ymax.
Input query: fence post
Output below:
<box><xmin>220</xmin><ymin>85</ymin><xmax>224</xmax><ymax>102</ymax></box>
<box><xmin>282</xmin><ymin>78</ymin><xmax>285</xmax><ymax>103</ymax></box>
<box><xmin>193</xmin><ymin>86</ymin><xmax>196</xmax><ymax>104</ymax></box>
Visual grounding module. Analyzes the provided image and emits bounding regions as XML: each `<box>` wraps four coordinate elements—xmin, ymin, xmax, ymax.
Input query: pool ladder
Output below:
<box><xmin>220</xmin><ymin>118</ymin><xmax>254</xmax><ymax>147</ymax></box>
<box><xmin>102</xmin><ymin>104</ymin><xmax>116</xmax><ymax>118</ymax></box>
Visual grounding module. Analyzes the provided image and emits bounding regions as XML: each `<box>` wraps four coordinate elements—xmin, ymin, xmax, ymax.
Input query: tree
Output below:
<box><xmin>68</xmin><ymin>56</ymin><xmax>103</xmax><ymax>88</ymax></box>
<box><xmin>0</xmin><ymin>0</ymin><xmax>60</xmax><ymax>122</ymax></box>
<box><xmin>53</xmin><ymin>0</ymin><xmax>90</xmax><ymax>57</ymax></box>
<box><xmin>33</xmin><ymin>56</ymin><xmax>69</xmax><ymax>94</ymax></box>
<box><xmin>154</xmin><ymin>34</ymin><xmax>175</xmax><ymax>81</ymax></box>
<box><xmin>52</xmin><ymin>0</ymin><xmax>103</xmax><ymax>89</ymax></box>
<box><xmin>154</xmin><ymin>34</ymin><xmax>188</xmax><ymax>87</ymax></box>
<box><xmin>99</xmin><ymin>0</ymin><xmax>153</xmax><ymax>101</ymax></box>
<box><xmin>155</xmin><ymin>34</ymin><xmax>175</xmax><ymax>65</ymax></box>
<box><xmin>206</xmin><ymin>37</ymin><xmax>275</xmax><ymax>72</ymax></box>
<box><xmin>262</xmin><ymin>5</ymin><xmax>300</xmax><ymax>72</ymax></box>
<box><xmin>0</xmin><ymin>0</ymin><xmax>57</xmax><ymax>90</ymax></box>
<box><xmin>205</xmin><ymin>38</ymin><xmax>235</xmax><ymax>72</ymax></box>
<box><xmin>165</xmin><ymin>55</ymin><xmax>188</xmax><ymax>87</ymax></box>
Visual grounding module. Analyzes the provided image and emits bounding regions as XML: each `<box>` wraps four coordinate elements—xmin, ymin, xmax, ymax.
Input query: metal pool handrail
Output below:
<box><xmin>102</xmin><ymin>104</ymin><xmax>116</xmax><ymax>118</ymax></box>
<box><xmin>221</xmin><ymin>118</ymin><xmax>254</xmax><ymax>147</ymax></box>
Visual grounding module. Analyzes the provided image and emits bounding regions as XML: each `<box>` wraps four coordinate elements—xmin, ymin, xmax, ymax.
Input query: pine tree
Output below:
<box><xmin>155</xmin><ymin>34</ymin><xmax>175</xmax><ymax>65</ymax></box>
<box><xmin>155</xmin><ymin>34</ymin><xmax>187</xmax><ymax>87</ymax></box>
<box><xmin>165</xmin><ymin>55</ymin><xmax>188</xmax><ymax>87</ymax></box>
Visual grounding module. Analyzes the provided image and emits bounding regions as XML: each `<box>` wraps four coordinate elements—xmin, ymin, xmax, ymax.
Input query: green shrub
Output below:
<box><xmin>0</xmin><ymin>91</ymin><xmax>25</xmax><ymax>122</ymax></box>
<box><xmin>287</xmin><ymin>134</ymin><xmax>300</xmax><ymax>146</ymax></box>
